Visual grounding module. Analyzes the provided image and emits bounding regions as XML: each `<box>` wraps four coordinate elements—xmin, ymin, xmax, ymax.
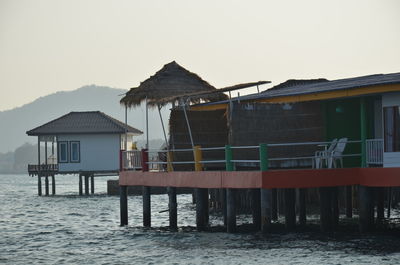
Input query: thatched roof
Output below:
<box><xmin>120</xmin><ymin>61</ymin><xmax>228</xmax><ymax>107</ymax></box>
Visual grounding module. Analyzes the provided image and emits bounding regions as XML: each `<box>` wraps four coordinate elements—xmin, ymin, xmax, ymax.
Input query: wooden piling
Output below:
<box><xmin>298</xmin><ymin>188</ymin><xmax>306</xmax><ymax>226</ymax></box>
<box><xmin>226</xmin><ymin>188</ymin><xmax>236</xmax><ymax>233</ymax></box>
<box><xmin>252</xmin><ymin>189</ymin><xmax>261</xmax><ymax>230</ymax></box>
<box><xmin>222</xmin><ymin>188</ymin><xmax>227</xmax><ymax>227</ymax></box>
<box><xmin>90</xmin><ymin>175</ymin><xmax>94</xmax><ymax>194</ymax></box>
<box><xmin>168</xmin><ymin>187</ymin><xmax>177</xmax><ymax>230</ymax></box>
<box><xmin>51</xmin><ymin>175</ymin><xmax>55</xmax><ymax>195</ymax></box>
<box><xmin>376</xmin><ymin>187</ymin><xmax>385</xmax><ymax>223</ymax></box>
<box><xmin>331</xmin><ymin>187</ymin><xmax>339</xmax><ymax>229</ymax></box>
<box><xmin>143</xmin><ymin>186</ymin><xmax>151</xmax><ymax>227</ymax></box>
<box><xmin>271</xmin><ymin>188</ymin><xmax>278</xmax><ymax>221</ymax></box>
<box><xmin>79</xmin><ymin>174</ymin><xmax>83</xmax><ymax>196</ymax></box>
<box><xmin>38</xmin><ymin>175</ymin><xmax>42</xmax><ymax>196</ymax></box>
<box><xmin>261</xmin><ymin>189</ymin><xmax>272</xmax><ymax>232</ymax></box>
<box><xmin>345</xmin><ymin>185</ymin><xmax>353</xmax><ymax>218</ymax></box>
<box><xmin>319</xmin><ymin>187</ymin><xmax>332</xmax><ymax>232</ymax></box>
<box><xmin>196</xmin><ymin>188</ymin><xmax>208</xmax><ymax>231</ymax></box>
<box><xmin>120</xmin><ymin>185</ymin><xmax>128</xmax><ymax>226</ymax></box>
<box><xmin>284</xmin><ymin>188</ymin><xmax>296</xmax><ymax>230</ymax></box>
<box><xmin>45</xmin><ymin>175</ymin><xmax>49</xmax><ymax>196</ymax></box>
<box><xmin>359</xmin><ymin>185</ymin><xmax>374</xmax><ymax>232</ymax></box>
<box><xmin>84</xmin><ymin>175</ymin><xmax>89</xmax><ymax>195</ymax></box>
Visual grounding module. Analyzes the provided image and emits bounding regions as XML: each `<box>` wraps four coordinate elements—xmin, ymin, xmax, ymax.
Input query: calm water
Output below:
<box><xmin>1</xmin><ymin>174</ymin><xmax>400</xmax><ymax>264</ymax></box>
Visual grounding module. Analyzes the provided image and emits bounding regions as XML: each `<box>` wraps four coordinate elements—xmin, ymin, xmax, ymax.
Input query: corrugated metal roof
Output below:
<box><xmin>242</xmin><ymin>72</ymin><xmax>400</xmax><ymax>101</ymax></box>
<box><xmin>27</xmin><ymin>111</ymin><xmax>143</xmax><ymax>136</ymax></box>
<box><xmin>193</xmin><ymin>72</ymin><xmax>400</xmax><ymax>107</ymax></box>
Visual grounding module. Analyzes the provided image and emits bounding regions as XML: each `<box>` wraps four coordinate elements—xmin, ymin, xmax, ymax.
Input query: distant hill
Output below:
<box><xmin>0</xmin><ymin>85</ymin><xmax>170</xmax><ymax>153</ymax></box>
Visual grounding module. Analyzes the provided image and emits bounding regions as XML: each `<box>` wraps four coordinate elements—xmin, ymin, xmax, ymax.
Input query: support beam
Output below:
<box><xmin>226</xmin><ymin>188</ymin><xmax>236</xmax><ymax>233</ymax></box>
<box><xmin>222</xmin><ymin>188</ymin><xmax>227</xmax><ymax>227</ymax></box>
<box><xmin>252</xmin><ymin>188</ymin><xmax>261</xmax><ymax>230</ymax></box>
<box><xmin>298</xmin><ymin>188</ymin><xmax>306</xmax><ymax>226</ymax></box>
<box><xmin>51</xmin><ymin>175</ymin><xmax>55</xmax><ymax>195</ymax></box>
<box><xmin>91</xmin><ymin>175</ymin><xmax>94</xmax><ymax>194</ymax></box>
<box><xmin>79</xmin><ymin>174</ymin><xmax>83</xmax><ymax>196</ymax></box>
<box><xmin>376</xmin><ymin>187</ymin><xmax>385</xmax><ymax>223</ymax></box>
<box><xmin>260</xmin><ymin>189</ymin><xmax>272</xmax><ymax>233</ymax></box>
<box><xmin>345</xmin><ymin>186</ymin><xmax>353</xmax><ymax>218</ymax></box>
<box><xmin>195</xmin><ymin>188</ymin><xmax>208</xmax><ymax>231</ymax></box>
<box><xmin>271</xmin><ymin>188</ymin><xmax>278</xmax><ymax>221</ymax></box>
<box><xmin>319</xmin><ymin>187</ymin><xmax>332</xmax><ymax>232</ymax></box>
<box><xmin>359</xmin><ymin>185</ymin><xmax>374</xmax><ymax>232</ymax></box>
<box><xmin>168</xmin><ymin>187</ymin><xmax>177</xmax><ymax>230</ymax></box>
<box><xmin>38</xmin><ymin>175</ymin><xmax>42</xmax><ymax>196</ymax></box>
<box><xmin>331</xmin><ymin>187</ymin><xmax>339</xmax><ymax>229</ymax></box>
<box><xmin>84</xmin><ymin>175</ymin><xmax>89</xmax><ymax>195</ymax></box>
<box><xmin>120</xmin><ymin>186</ymin><xmax>128</xmax><ymax>226</ymax></box>
<box><xmin>143</xmin><ymin>186</ymin><xmax>151</xmax><ymax>227</ymax></box>
<box><xmin>45</xmin><ymin>175</ymin><xmax>49</xmax><ymax>196</ymax></box>
<box><xmin>284</xmin><ymin>188</ymin><xmax>296</xmax><ymax>230</ymax></box>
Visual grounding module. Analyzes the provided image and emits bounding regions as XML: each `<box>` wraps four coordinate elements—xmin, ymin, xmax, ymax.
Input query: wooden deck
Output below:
<box><xmin>120</xmin><ymin>167</ymin><xmax>400</xmax><ymax>189</ymax></box>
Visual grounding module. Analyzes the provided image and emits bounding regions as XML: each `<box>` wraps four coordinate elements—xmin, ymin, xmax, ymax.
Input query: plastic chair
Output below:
<box><xmin>328</xmin><ymin>137</ymin><xmax>348</xmax><ymax>168</ymax></box>
<box><xmin>314</xmin><ymin>138</ymin><xmax>338</xmax><ymax>168</ymax></box>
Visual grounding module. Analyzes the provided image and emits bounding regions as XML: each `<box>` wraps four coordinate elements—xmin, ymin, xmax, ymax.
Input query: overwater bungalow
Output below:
<box><xmin>27</xmin><ymin>111</ymin><xmax>142</xmax><ymax>195</ymax></box>
<box><xmin>120</xmin><ymin>70</ymin><xmax>400</xmax><ymax>233</ymax></box>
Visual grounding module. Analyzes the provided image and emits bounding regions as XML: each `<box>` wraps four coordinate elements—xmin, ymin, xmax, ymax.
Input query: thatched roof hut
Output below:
<box><xmin>120</xmin><ymin>61</ymin><xmax>228</xmax><ymax>107</ymax></box>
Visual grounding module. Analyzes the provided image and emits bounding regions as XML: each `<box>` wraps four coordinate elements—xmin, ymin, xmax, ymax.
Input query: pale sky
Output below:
<box><xmin>0</xmin><ymin>0</ymin><xmax>399</xmax><ymax>111</ymax></box>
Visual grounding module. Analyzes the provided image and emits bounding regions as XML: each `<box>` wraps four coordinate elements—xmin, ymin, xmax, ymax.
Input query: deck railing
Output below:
<box><xmin>366</xmin><ymin>139</ymin><xmax>383</xmax><ymax>166</ymax></box>
<box><xmin>121</xmin><ymin>139</ymin><xmax>386</xmax><ymax>172</ymax></box>
<box><xmin>121</xmin><ymin>150</ymin><xmax>142</xmax><ymax>170</ymax></box>
<box><xmin>28</xmin><ymin>164</ymin><xmax>59</xmax><ymax>173</ymax></box>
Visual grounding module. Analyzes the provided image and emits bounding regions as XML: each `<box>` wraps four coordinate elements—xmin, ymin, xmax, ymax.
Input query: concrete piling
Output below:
<box><xmin>298</xmin><ymin>188</ymin><xmax>306</xmax><ymax>226</ymax></box>
<box><xmin>252</xmin><ymin>188</ymin><xmax>261</xmax><ymax>230</ymax></box>
<box><xmin>271</xmin><ymin>188</ymin><xmax>278</xmax><ymax>221</ymax></box>
<box><xmin>38</xmin><ymin>176</ymin><xmax>42</xmax><ymax>196</ymax></box>
<box><xmin>196</xmin><ymin>188</ymin><xmax>209</xmax><ymax>231</ymax></box>
<box><xmin>79</xmin><ymin>174</ymin><xmax>83</xmax><ymax>196</ymax></box>
<box><xmin>319</xmin><ymin>187</ymin><xmax>333</xmax><ymax>232</ymax></box>
<box><xmin>51</xmin><ymin>175</ymin><xmax>56</xmax><ymax>195</ymax></box>
<box><xmin>359</xmin><ymin>185</ymin><xmax>374</xmax><ymax>232</ymax></box>
<box><xmin>84</xmin><ymin>175</ymin><xmax>89</xmax><ymax>195</ymax></box>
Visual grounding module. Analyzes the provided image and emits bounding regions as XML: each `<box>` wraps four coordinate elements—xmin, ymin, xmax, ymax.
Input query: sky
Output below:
<box><xmin>0</xmin><ymin>0</ymin><xmax>399</xmax><ymax>111</ymax></box>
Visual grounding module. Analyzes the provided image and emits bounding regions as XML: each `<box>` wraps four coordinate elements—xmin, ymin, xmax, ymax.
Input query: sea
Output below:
<box><xmin>1</xmin><ymin>174</ymin><xmax>400</xmax><ymax>265</ymax></box>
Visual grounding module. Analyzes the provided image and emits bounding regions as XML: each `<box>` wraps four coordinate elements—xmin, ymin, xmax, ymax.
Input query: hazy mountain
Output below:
<box><xmin>0</xmin><ymin>85</ymin><xmax>170</xmax><ymax>153</ymax></box>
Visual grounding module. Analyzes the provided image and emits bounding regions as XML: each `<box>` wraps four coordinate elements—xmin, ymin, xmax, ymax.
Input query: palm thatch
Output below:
<box><xmin>120</xmin><ymin>61</ymin><xmax>228</xmax><ymax>107</ymax></box>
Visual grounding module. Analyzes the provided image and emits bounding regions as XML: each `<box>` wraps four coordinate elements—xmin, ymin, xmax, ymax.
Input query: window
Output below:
<box><xmin>384</xmin><ymin>106</ymin><xmax>400</xmax><ymax>152</ymax></box>
<box><xmin>70</xmin><ymin>141</ymin><xmax>80</xmax><ymax>163</ymax></box>
<box><xmin>58</xmin><ymin>141</ymin><xmax>68</xmax><ymax>163</ymax></box>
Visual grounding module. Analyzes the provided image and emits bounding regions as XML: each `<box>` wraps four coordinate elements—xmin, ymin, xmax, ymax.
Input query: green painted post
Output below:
<box><xmin>225</xmin><ymin>145</ymin><xmax>233</xmax><ymax>171</ymax></box>
<box><xmin>360</xmin><ymin>97</ymin><xmax>367</xmax><ymax>168</ymax></box>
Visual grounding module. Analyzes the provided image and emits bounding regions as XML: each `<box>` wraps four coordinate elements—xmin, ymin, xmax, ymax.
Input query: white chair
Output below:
<box><xmin>314</xmin><ymin>138</ymin><xmax>338</xmax><ymax>168</ymax></box>
<box><xmin>328</xmin><ymin>137</ymin><xmax>348</xmax><ymax>168</ymax></box>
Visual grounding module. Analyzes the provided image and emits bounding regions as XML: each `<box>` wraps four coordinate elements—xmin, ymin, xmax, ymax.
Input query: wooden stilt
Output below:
<box><xmin>38</xmin><ymin>175</ymin><xmax>42</xmax><ymax>196</ymax></box>
<box><xmin>90</xmin><ymin>175</ymin><xmax>94</xmax><ymax>194</ymax></box>
<box><xmin>387</xmin><ymin>187</ymin><xmax>392</xmax><ymax>218</ymax></box>
<box><xmin>252</xmin><ymin>188</ymin><xmax>261</xmax><ymax>230</ymax></box>
<box><xmin>319</xmin><ymin>187</ymin><xmax>332</xmax><ymax>232</ymax></box>
<box><xmin>222</xmin><ymin>188</ymin><xmax>227</xmax><ymax>227</ymax></box>
<box><xmin>226</xmin><ymin>188</ymin><xmax>236</xmax><ymax>233</ymax></box>
<box><xmin>331</xmin><ymin>187</ymin><xmax>339</xmax><ymax>229</ymax></box>
<box><xmin>51</xmin><ymin>175</ymin><xmax>55</xmax><ymax>195</ymax></box>
<box><xmin>271</xmin><ymin>188</ymin><xmax>278</xmax><ymax>221</ymax></box>
<box><xmin>345</xmin><ymin>185</ymin><xmax>353</xmax><ymax>218</ymax></box>
<box><xmin>260</xmin><ymin>188</ymin><xmax>272</xmax><ymax>233</ymax></box>
<box><xmin>284</xmin><ymin>188</ymin><xmax>296</xmax><ymax>230</ymax></box>
<box><xmin>298</xmin><ymin>188</ymin><xmax>306</xmax><ymax>226</ymax></box>
<box><xmin>45</xmin><ymin>175</ymin><xmax>49</xmax><ymax>196</ymax></box>
<box><xmin>359</xmin><ymin>185</ymin><xmax>374</xmax><ymax>233</ymax></box>
<box><xmin>120</xmin><ymin>186</ymin><xmax>128</xmax><ymax>226</ymax></box>
<box><xmin>376</xmin><ymin>187</ymin><xmax>385</xmax><ymax>223</ymax></box>
<box><xmin>79</xmin><ymin>174</ymin><xmax>83</xmax><ymax>196</ymax></box>
<box><xmin>143</xmin><ymin>186</ymin><xmax>151</xmax><ymax>227</ymax></box>
<box><xmin>84</xmin><ymin>175</ymin><xmax>89</xmax><ymax>195</ymax></box>
<box><xmin>168</xmin><ymin>187</ymin><xmax>177</xmax><ymax>230</ymax></box>
<box><xmin>195</xmin><ymin>188</ymin><xmax>208</xmax><ymax>231</ymax></box>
